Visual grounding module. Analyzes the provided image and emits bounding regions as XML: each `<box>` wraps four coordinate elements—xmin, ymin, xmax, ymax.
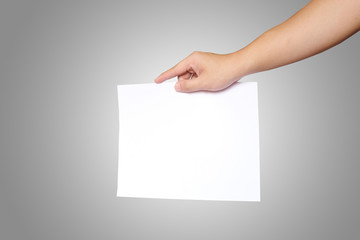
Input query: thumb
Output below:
<box><xmin>175</xmin><ymin>77</ymin><xmax>204</xmax><ymax>93</ymax></box>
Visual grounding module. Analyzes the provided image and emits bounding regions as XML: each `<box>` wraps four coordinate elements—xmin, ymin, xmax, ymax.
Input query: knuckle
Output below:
<box><xmin>191</xmin><ymin>51</ymin><xmax>201</xmax><ymax>57</ymax></box>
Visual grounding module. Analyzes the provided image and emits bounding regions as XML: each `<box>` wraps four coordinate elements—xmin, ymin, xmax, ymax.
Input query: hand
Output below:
<box><xmin>154</xmin><ymin>51</ymin><xmax>243</xmax><ymax>93</ymax></box>
<box><xmin>155</xmin><ymin>1</ymin><xmax>360</xmax><ymax>93</ymax></box>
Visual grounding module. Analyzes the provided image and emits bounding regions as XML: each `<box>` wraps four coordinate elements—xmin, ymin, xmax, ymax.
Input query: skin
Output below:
<box><xmin>154</xmin><ymin>0</ymin><xmax>360</xmax><ymax>93</ymax></box>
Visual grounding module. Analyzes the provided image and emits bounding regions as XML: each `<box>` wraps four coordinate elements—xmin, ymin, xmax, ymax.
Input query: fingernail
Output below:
<box><xmin>175</xmin><ymin>82</ymin><xmax>181</xmax><ymax>92</ymax></box>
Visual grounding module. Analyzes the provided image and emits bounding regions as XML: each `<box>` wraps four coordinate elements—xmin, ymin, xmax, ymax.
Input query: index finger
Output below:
<box><xmin>154</xmin><ymin>61</ymin><xmax>187</xmax><ymax>83</ymax></box>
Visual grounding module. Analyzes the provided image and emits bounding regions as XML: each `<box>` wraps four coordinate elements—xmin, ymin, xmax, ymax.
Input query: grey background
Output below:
<box><xmin>0</xmin><ymin>0</ymin><xmax>359</xmax><ymax>239</ymax></box>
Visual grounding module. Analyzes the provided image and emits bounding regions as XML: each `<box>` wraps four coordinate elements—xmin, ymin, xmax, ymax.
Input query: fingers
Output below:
<box><xmin>154</xmin><ymin>62</ymin><xmax>187</xmax><ymax>84</ymax></box>
<box><xmin>175</xmin><ymin>77</ymin><xmax>204</xmax><ymax>93</ymax></box>
<box><xmin>178</xmin><ymin>72</ymin><xmax>198</xmax><ymax>81</ymax></box>
<box><xmin>155</xmin><ymin>51</ymin><xmax>206</xmax><ymax>92</ymax></box>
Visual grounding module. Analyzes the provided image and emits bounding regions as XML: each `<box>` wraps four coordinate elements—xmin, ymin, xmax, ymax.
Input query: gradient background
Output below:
<box><xmin>0</xmin><ymin>0</ymin><xmax>359</xmax><ymax>239</ymax></box>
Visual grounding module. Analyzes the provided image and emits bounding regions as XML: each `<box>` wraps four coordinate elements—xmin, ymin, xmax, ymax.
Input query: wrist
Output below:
<box><xmin>228</xmin><ymin>48</ymin><xmax>256</xmax><ymax>81</ymax></box>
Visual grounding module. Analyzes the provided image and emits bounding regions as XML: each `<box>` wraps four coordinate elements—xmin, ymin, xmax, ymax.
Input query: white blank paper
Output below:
<box><xmin>117</xmin><ymin>82</ymin><xmax>260</xmax><ymax>201</ymax></box>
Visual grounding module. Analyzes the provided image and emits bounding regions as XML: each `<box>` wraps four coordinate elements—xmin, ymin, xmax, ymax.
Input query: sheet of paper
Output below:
<box><xmin>117</xmin><ymin>82</ymin><xmax>260</xmax><ymax>201</ymax></box>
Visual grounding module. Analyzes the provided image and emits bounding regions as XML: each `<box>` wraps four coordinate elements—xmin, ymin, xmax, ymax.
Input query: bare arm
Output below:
<box><xmin>237</xmin><ymin>0</ymin><xmax>360</xmax><ymax>76</ymax></box>
<box><xmin>155</xmin><ymin>0</ymin><xmax>360</xmax><ymax>92</ymax></box>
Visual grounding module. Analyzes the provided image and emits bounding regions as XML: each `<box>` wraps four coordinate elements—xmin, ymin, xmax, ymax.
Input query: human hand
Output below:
<box><xmin>154</xmin><ymin>1</ymin><xmax>360</xmax><ymax>92</ymax></box>
<box><xmin>154</xmin><ymin>51</ymin><xmax>244</xmax><ymax>93</ymax></box>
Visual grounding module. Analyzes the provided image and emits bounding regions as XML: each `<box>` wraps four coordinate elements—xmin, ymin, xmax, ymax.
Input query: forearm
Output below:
<box><xmin>155</xmin><ymin>0</ymin><xmax>360</xmax><ymax>92</ymax></box>
<box><xmin>233</xmin><ymin>0</ymin><xmax>360</xmax><ymax>78</ymax></box>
